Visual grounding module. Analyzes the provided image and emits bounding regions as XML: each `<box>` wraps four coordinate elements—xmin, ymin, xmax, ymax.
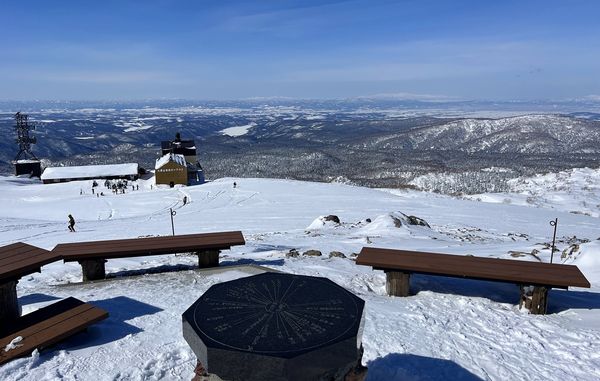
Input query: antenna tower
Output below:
<box><xmin>14</xmin><ymin>112</ymin><xmax>39</xmax><ymax>161</ymax></box>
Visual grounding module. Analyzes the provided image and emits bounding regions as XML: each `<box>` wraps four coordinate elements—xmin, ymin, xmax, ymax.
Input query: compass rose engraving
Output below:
<box><xmin>190</xmin><ymin>273</ymin><xmax>361</xmax><ymax>354</ymax></box>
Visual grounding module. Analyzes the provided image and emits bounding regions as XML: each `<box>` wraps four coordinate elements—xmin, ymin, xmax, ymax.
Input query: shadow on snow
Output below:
<box><xmin>366</xmin><ymin>353</ymin><xmax>484</xmax><ymax>381</ymax></box>
<box><xmin>410</xmin><ymin>274</ymin><xmax>600</xmax><ymax>313</ymax></box>
<box><xmin>18</xmin><ymin>293</ymin><xmax>61</xmax><ymax>306</ymax></box>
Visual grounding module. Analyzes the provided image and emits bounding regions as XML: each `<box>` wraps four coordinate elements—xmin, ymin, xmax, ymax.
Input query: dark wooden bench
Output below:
<box><xmin>356</xmin><ymin>247</ymin><xmax>591</xmax><ymax>314</ymax></box>
<box><xmin>0</xmin><ymin>297</ymin><xmax>108</xmax><ymax>365</ymax></box>
<box><xmin>0</xmin><ymin>242</ymin><xmax>62</xmax><ymax>326</ymax></box>
<box><xmin>53</xmin><ymin>231</ymin><xmax>246</xmax><ymax>281</ymax></box>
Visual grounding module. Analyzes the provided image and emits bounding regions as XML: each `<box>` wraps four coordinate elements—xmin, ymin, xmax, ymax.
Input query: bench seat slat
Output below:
<box><xmin>357</xmin><ymin>247</ymin><xmax>591</xmax><ymax>289</ymax></box>
<box><xmin>0</xmin><ymin>243</ymin><xmax>48</xmax><ymax>261</ymax></box>
<box><xmin>58</xmin><ymin>235</ymin><xmax>243</xmax><ymax>252</ymax></box>
<box><xmin>0</xmin><ymin>301</ymin><xmax>108</xmax><ymax>365</ymax></box>
<box><xmin>0</xmin><ymin>304</ymin><xmax>95</xmax><ymax>344</ymax></box>
<box><xmin>0</xmin><ymin>243</ymin><xmax>59</xmax><ymax>282</ymax></box>
<box><xmin>0</xmin><ymin>253</ymin><xmax>60</xmax><ymax>280</ymax></box>
<box><xmin>54</xmin><ymin>231</ymin><xmax>245</xmax><ymax>262</ymax></box>
<box><xmin>24</xmin><ymin>308</ymin><xmax>107</xmax><ymax>349</ymax></box>
<box><xmin>0</xmin><ymin>297</ymin><xmax>85</xmax><ymax>337</ymax></box>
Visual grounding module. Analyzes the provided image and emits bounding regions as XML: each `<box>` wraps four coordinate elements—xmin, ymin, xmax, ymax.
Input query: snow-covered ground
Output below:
<box><xmin>466</xmin><ymin>167</ymin><xmax>600</xmax><ymax>218</ymax></box>
<box><xmin>0</xmin><ymin>175</ymin><xmax>599</xmax><ymax>380</ymax></box>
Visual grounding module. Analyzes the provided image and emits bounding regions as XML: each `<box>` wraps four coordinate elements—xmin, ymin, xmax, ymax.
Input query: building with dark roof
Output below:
<box><xmin>160</xmin><ymin>133</ymin><xmax>204</xmax><ymax>185</ymax></box>
<box><xmin>155</xmin><ymin>154</ymin><xmax>188</xmax><ymax>187</ymax></box>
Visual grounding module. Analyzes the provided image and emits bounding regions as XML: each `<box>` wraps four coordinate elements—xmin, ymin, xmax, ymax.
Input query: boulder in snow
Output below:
<box><xmin>303</xmin><ymin>250</ymin><xmax>323</xmax><ymax>257</ymax></box>
<box><xmin>323</xmin><ymin>215</ymin><xmax>341</xmax><ymax>224</ymax></box>
<box><xmin>329</xmin><ymin>251</ymin><xmax>346</xmax><ymax>258</ymax></box>
<box><xmin>406</xmin><ymin>215</ymin><xmax>431</xmax><ymax>228</ymax></box>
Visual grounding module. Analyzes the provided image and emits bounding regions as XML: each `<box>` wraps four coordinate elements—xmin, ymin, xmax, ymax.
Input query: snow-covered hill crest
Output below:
<box><xmin>466</xmin><ymin>167</ymin><xmax>600</xmax><ymax>217</ymax></box>
<box><xmin>404</xmin><ymin>114</ymin><xmax>600</xmax><ymax>154</ymax></box>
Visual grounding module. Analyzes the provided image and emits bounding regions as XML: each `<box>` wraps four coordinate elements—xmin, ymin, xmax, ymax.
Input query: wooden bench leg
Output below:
<box><xmin>79</xmin><ymin>259</ymin><xmax>107</xmax><ymax>281</ymax></box>
<box><xmin>0</xmin><ymin>280</ymin><xmax>19</xmax><ymax>326</ymax></box>
<box><xmin>197</xmin><ymin>250</ymin><xmax>220</xmax><ymax>268</ymax></box>
<box><xmin>520</xmin><ymin>285</ymin><xmax>549</xmax><ymax>315</ymax></box>
<box><xmin>385</xmin><ymin>271</ymin><xmax>411</xmax><ymax>297</ymax></box>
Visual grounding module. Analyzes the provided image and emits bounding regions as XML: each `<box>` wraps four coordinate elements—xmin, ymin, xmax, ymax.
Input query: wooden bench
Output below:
<box><xmin>53</xmin><ymin>231</ymin><xmax>246</xmax><ymax>281</ymax></box>
<box><xmin>0</xmin><ymin>243</ymin><xmax>62</xmax><ymax>326</ymax></box>
<box><xmin>0</xmin><ymin>297</ymin><xmax>108</xmax><ymax>365</ymax></box>
<box><xmin>356</xmin><ymin>247</ymin><xmax>591</xmax><ymax>314</ymax></box>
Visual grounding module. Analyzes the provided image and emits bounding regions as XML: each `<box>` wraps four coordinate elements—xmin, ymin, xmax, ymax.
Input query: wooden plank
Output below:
<box><xmin>1</xmin><ymin>304</ymin><xmax>95</xmax><ymax>341</ymax></box>
<box><xmin>0</xmin><ymin>243</ymin><xmax>60</xmax><ymax>282</ymax></box>
<box><xmin>360</xmin><ymin>248</ymin><xmax>584</xmax><ymax>276</ymax></box>
<box><xmin>0</xmin><ymin>297</ymin><xmax>84</xmax><ymax>337</ymax></box>
<box><xmin>57</xmin><ymin>234</ymin><xmax>244</xmax><ymax>256</ymax></box>
<box><xmin>356</xmin><ymin>247</ymin><xmax>591</xmax><ymax>289</ymax></box>
<box><xmin>55</xmin><ymin>233</ymin><xmax>237</xmax><ymax>251</ymax></box>
<box><xmin>55</xmin><ymin>231</ymin><xmax>245</xmax><ymax>261</ymax></box>
<box><xmin>0</xmin><ymin>253</ymin><xmax>60</xmax><ymax>281</ymax></box>
<box><xmin>0</xmin><ymin>243</ymin><xmax>50</xmax><ymax>257</ymax></box>
<box><xmin>0</xmin><ymin>303</ymin><xmax>108</xmax><ymax>365</ymax></box>
<box><xmin>56</xmin><ymin>231</ymin><xmax>241</xmax><ymax>247</ymax></box>
<box><xmin>0</xmin><ymin>243</ymin><xmax>52</xmax><ymax>265</ymax></box>
<box><xmin>25</xmin><ymin>307</ymin><xmax>107</xmax><ymax>349</ymax></box>
<box><xmin>0</xmin><ymin>243</ymin><xmax>46</xmax><ymax>260</ymax></box>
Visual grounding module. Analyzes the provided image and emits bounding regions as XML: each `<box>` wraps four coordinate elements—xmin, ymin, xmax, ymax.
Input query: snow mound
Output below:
<box><xmin>575</xmin><ymin>241</ymin><xmax>600</xmax><ymax>280</ymax></box>
<box><xmin>358</xmin><ymin>212</ymin><xmax>410</xmax><ymax>235</ymax></box>
<box><xmin>306</xmin><ymin>215</ymin><xmax>341</xmax><ymax>231</ymax></box>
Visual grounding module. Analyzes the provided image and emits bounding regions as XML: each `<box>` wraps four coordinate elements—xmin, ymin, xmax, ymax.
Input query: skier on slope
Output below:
<box><xmin>68</xmin><ymin>214</ymin><xmax>76</xmax><ymax>232</ymax></box>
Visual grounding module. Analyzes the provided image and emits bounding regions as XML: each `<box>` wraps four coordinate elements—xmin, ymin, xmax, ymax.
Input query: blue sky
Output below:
<box><xmin>1</xmin><ymin>0</ymin><xmax>599</xmax><ymax>100</ymax></box>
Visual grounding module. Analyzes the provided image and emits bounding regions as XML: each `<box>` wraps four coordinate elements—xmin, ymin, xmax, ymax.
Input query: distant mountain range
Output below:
<box><xmin>1</xmin><ymin>100</ymin><xmax>599</xmax><ymax>193</ymax></box>
<box><xmin>367</xmin><ymin>114</ymin><xmax>600</xmax><ymax>154</ymax></box>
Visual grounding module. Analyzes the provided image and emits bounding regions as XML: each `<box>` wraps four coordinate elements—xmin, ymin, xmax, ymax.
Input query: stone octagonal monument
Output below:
<box><xmin>182</xmin><ymin>272</ymin><xmax>366</xmax><ymax>381</ymax></box>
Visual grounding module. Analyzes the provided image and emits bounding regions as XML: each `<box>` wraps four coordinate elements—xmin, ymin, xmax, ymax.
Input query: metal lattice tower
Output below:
<box><xmin>14</xmin><ymin>112</ymin><xmax>39</xmax><ymax>161</ymax></box>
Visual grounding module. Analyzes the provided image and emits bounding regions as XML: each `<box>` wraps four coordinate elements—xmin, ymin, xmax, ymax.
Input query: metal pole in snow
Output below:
<box><xmin>549</xmin><ymin>218</ymin><xmax>558</xmax><ymax>263</ymax></box>
<box><xmin>170</xmin><ymin>208</ymin><xmax>177</xmax><ymax>236</ymax></box>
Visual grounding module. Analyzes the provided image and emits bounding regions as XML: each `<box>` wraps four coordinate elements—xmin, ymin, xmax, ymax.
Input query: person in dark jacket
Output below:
<box><xmin>68</xmin><ymin>214</ymin><xmax>76</xmax><ymax>232</ymax></box>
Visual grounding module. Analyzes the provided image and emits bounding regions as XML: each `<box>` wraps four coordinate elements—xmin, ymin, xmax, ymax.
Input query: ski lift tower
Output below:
<box><xmin>12</xmin><ymin>112</ymin><xmax>42</xmax><ymax>177</ymax></box>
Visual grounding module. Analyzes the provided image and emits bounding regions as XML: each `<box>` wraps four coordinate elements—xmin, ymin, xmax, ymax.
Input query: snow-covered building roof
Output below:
<box><xmin>155</xmin><ymin>153</ymin><xmax>187</xmax><ymax>169</ymax></box>
<box><xmin>41</xmin><ymin>163</ymin><xmax>139</xmax><ymax>181</ymax></box>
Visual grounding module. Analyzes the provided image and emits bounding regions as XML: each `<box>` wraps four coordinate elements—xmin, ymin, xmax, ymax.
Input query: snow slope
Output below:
<box><xmin>466</xmin><ymin>167</ymin><xmax>600</xmax><ymax>217</ymax></box>
<box><xmin>0</xmin><ymin>176</ymin><xmax>598</xmax><ymax>380</ymax></box>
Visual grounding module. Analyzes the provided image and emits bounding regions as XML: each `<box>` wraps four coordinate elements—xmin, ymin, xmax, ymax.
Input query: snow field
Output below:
<box><xmin>0</xmin><ymin>175</ymin><xmax>599</xmax><ymax>380</ymax></box>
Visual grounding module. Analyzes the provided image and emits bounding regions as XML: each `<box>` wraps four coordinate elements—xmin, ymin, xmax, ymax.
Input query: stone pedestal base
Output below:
<box><xmin>344</xmin><ymin>364</ymin><xmax>368</xmax><ymax>381</ymax></box>
<box><xmin>0</xmin><ymin>280</ymin><xmax>19</xmax><ymax>328</ymax></box>
<box><xmin>197</xmin><ymin>250</ymin><xmax>220</xmax><ymax>268</ymax></box>
<box><xmin>385</xmin><ymin>271</ymin><xmax>411</xmax><ymax>297</ymax></box>
<box><xmin>520</xmin><ymin>285</ymin><xmax>549</xmax><ymax>315</ymax></box>
<box><xmin>191</xmin><ymin>360</ymin><xmax>368</xmax><ymax>381</ymax></box>
<box><xmin>80</xmin><ymin>259</ymin><xmax>107</xmax><ymax>281</ymax></box>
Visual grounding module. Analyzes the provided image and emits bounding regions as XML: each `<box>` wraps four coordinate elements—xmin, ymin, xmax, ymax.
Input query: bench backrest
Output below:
<box><xmin>356</xmin><ymin>247</ymin><xmax>591</xmax><ymax>289</ymax></box>
<box><xmin>54</xmin><ymin>231</ymin><xmax>246</xmax><ymax>261</ymax></box>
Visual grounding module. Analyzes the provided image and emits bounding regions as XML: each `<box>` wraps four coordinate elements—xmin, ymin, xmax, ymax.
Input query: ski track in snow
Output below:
<box><xmin>0</xmin><ymin>175</ymin><xmax>599</xmax><ymax>380</ymax></box>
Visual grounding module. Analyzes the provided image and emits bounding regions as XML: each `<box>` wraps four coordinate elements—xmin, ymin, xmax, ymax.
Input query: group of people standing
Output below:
<box><xmin>103</xmin><ymin>179</ymin><xmax>139</xmax><ymax>195</ymax></box>
<box><xmin>80</xmin><ymin>179</ymin><xmax>142</xmax><ymax>197</ymax></box>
